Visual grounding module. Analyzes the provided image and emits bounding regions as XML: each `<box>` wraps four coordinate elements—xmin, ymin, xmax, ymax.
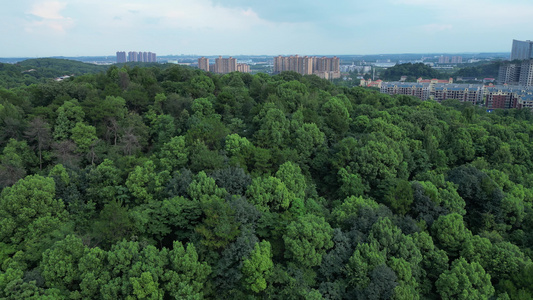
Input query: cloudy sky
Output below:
<box><xmin>2</xmin><ymin>0</ymin><xmax>533</xmax><ymax>57</ymax></box>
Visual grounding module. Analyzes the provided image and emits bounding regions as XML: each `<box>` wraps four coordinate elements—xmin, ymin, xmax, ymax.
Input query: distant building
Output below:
<box><xmin>519</xmin><ymin>60</ymin><xmax>533</xmax><ymax>86</ymax></box>
<box><xmin>486</xmin><ymin>86</ymin><xmax>518</xmax><ymax>109</ymax></box>
<box><xmin>116</xmin><ymin>51</ymin><xmax>127</xmax><ymax>63</ymax></box>
<box><xmin>273</xmin><ymin>55</ymin><xmax>340</xmax><ymax>79</ymax></box>
<box><xmin>380</xmin><ymin>81</ymin><xmax>482</xmax><ymax>104</ymax></box>
<box><xmin>380</xmin><ymin>82</ymin><xmax>430</xmax><ymax>100</ymax></box>
<box><xmin>361</xmin><ymin>79</ymin><xmax>383</xmax><ymax>88</ymax></box>
<box><xmin>431</xmin><ymin>84</ymin><xmax>483</xmax><ymax>104</ymax></box>
<box><xmin>511</xmin><ymin>39</ymin><xmax>533</xmax><ymax>60</ymax></box>
<box><xmin>128</xmin><ymin>51</ymin><xmax>138</xmax><ymax>62</ymax></box>
<box><xmin>438</xmin><ymin>56</ymin><xmax>450</xmax><ymax>64</ymax></box>
<box><xmin>417</xmin><ymin>77</ymin><xmax>453</xmax><ymax>84</ymax></box>
<box><xmin>451</xmin><ymin>56</ymin><xmax>463</xmax><ymax>64</ymax></box>
<box><xmin>214</xmin><ymin>56</ymin><xmax>237</xmax><ymax>74</ymax></box>
<box><xmin>485</xmin><ymin>86</ymin><xmax>533</xmax><ymax>109</ymax></box>
<box><xmin>198</xmin><ymin>57</ymin><xmax>209</xmax><ymax>72</ymax></box>
<box><xmin>380</xmin><ymin>78</ymin><xmax>533</xmax><ymax>110</ymax></box>
<box><xmin>498</xmin><ymin>62</ymin><xmax>521</xmax><ymax>85</ymax></box>
<box><xmin>237</xmin><ymin>63</ymin><xmax>251</xmax><ymax>73</ymax></box>
<box><xmin>119</xmin><ymin>51</ymin><xmax>157</xmax><ymax>63</ymax></box>
<box><xmin>498</xmin><ymin>60</ymin><xmax>533</xmax><ymax>86</ymax></box>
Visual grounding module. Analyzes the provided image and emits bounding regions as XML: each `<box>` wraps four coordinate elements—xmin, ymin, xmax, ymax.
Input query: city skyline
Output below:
<box><xmin>2</xmin><ymin>1</ymin><xmax>533</xmax><ymax>57</ymax></box>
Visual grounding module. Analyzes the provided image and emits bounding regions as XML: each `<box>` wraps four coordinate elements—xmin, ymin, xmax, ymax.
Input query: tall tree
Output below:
<box><xmin>25</xmin><ymin>117</ymin><xmax>52</xmax><ymax>170</ymax></box>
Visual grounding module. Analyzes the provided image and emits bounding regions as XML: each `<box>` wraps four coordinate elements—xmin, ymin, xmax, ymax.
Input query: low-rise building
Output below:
<box><xmin>417</xmin><ymin>77</ymin><xmax>453</xmax><ymax>84</ymax></box>
<box><xmin>361</xmin><ymin>79</ymin><xmax>383</xmax><ymax>88</ymax></box>
<box><xmin>380</xmin><ymin>82</ymin><xmax>430</xmax><ymax>100</ymax></box>
<box><xmin>431</xmin><ymin>84</ymin><xmax>483</xmax><ymax>104</ymax></box>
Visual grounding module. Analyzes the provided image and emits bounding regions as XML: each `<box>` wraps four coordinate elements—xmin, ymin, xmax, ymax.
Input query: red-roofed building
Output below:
<box><xmin>417</xmin><ymin>77</ymin><xmax>453</xmax><ymax>84</ymax></box>
<box><xmin>360</xmin><ymin>79</ymin><xmax>383</xmax><ymax>88</ymax></box>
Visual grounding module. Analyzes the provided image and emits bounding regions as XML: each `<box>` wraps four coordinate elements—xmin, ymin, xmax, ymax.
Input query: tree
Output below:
<box><xmin>241</xmin><ymin>240</ymin><xmax>274</xmax><ymax>293</ymax></box>
<box><xmin>53</xmin><ymin>99</ymin><xmax>85</xmax><ymax>141</ymax></box>
<box><xmin>448</xmin><ymin>166</ymin><xmax>504</xmax><ymax>232</ymax></box>
<box><xmin>71</xmin><ymin>122</ymin><xmax>98</xmax><ymax>154</ymax></box>
<box><xmin>225</xmin><ymin>133</ymin><xmax>253</xmax><ymax>168</ymax></box>
<box><xmin>163</xmin><ymin>241</ymin><xmax>211</xmax><ymax>299</ymax></box>
<box><xmin>0</xmin><ymin>139</ymin><xmax>31</xmax><ymax>187</ymax></box>
<box><xmin>52</xmin><ymin>140</ymin><xmax>79</xmax><ymax>167</ymax></box>
<box><xmin>25</xmin><ymin>117</ymin><xmax>52</xmax><ymax>170</ymax></box>
<box><xmin>292</xmin><ymin>122</ymin><xmax>325</xmax><ymax>162</ymax></box>
<box><xmin>445</xmin><ymin>126</ymin><xmax>475</xmax><ymax>165</ymax></box>
<box><xmin>246</xmin><ymin>176</ymin><xmax>292</xmax><ymax>212</ymax></box>
<box><xmin>275</xmin><ymin>161</ymin><xmax>307</xmax><ymax>201</ymax></box>
<box><xmin>86</xmin><ymin>159</ymin><xmax>123</xmax><ymax>208</ymax></box>
<box><xmin>125</xmin><ymin>160</ymin><xmax>169</xmax><ymax>205</ymax></box>
<box><xmin>92</xmin><ymin>200</ymin><xmax>134</xmax><ymax>247</ymax></box>
<box><xmin>77</xmin><ymin>246</ymin><xmax>110</xmax><ymax>298</ymax></box>
<box><xmin>383</xmin><ymin>179</ymin><xmax>413</xmax><ymax>215</ymax></box>
<box><xmin>158</xmin><ymin>135</ymin><xmax>188</xmax><ymax>172</ymax></box>
<box><xmin>346</xmin><ymin>242</ymin><xmax>387</xmax><ymax>289</ymax></box>
<box><xmin>210</xmin><ymin>166</ymin><xmax>252</xmax><ymax>196</ymax></box>
<box><xmin>283</xmin><ymin>214</ymin><xmax>333</xmax><ymax>267</ymax></box>
<box><xmin>331</xmin><ymin>195</ymin><xmax>380</xmax><ymax>230</ymax></box>
<box><xmin>432</xmin><ymin>213</ymin><xmax>472</xmax><ymax>257</ymax></box>
<box><xmin>40</xmin><ymin>234</ymin><xmax>86</xmax><ymax>293</ymax></box>
<box><xmin>189</xmin><ymin>75</ymin><xmax>215</xmax><ymax>98</ymax></box>
<box><xmin>103</xmin><ymin>240</ymin><xmax>167</xmax><ymax>299</ymax></box>
<box><xmin>253</xmin><ymin>106</ymin><xmax>290</xmax><ymax>149</ymax></box>
<box><xmin>352</xmin><ymin>139</ymin><xmax>403</xmax><ymax>190</ymax></box>
<box><xmin>436</xmin><ymin>258</ymin><xmax>494</xmax><ymax>300</ymax></box>
<box><xmin>321</xmin><ymin>97</ymin><xmax>351</xmax><ymax>136</ymax></box>
<box><xmin>0</xmin><ymin>175</ymin><xmax>66</xmax><ymax>263</ymax></box>
<box><xmin>196</xmin><ymin>196</ymin><xmax>240</xmax><ymax>250</ymax></box>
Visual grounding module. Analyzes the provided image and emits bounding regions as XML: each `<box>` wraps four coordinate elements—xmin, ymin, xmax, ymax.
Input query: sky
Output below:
<box><xmin>2</xmin><ymin>0</ymin><xmax>533</xmax><ymax>57</ymax></box>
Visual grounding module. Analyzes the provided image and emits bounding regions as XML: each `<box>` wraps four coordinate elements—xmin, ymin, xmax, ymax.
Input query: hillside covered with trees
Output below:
<box><xmin>0</xmin><ymin>59</ymin><xmax>109</xmax><ymax>89</ymax></box>
<box><xmin>380</xmin><ymin>63</ymin><xmax>443</xmax><ymax>81</ymax></box>
<box><xmin>1</xmin><ymin>61</ymin><xmax>533</xmax><ymax>299</ymax></box>
<box><xmin>380</xmin><ymin>61</ymin><xmax>503</xmax><ymax>82</ymax></box>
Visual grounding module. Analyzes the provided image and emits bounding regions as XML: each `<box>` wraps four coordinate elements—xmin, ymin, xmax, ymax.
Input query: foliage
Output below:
<box><xmin>0</xmin><ymin>60</ymin><xmax>532</xmax><ymax>298</ymax></box>
<box><xmin>381</xmin><ymin>63</ymin><xmax>443</xmax><ymax>81</ymax></box>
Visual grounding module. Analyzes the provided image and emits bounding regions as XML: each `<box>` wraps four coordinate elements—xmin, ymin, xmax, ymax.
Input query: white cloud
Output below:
<box><xmin>26</xmin><ymin>1</ymin><xmax>73</xmax><ymax>34</ymax></box>
<box><xmin>62</xmin><ymin>0</ymin><xmax>316</xmax><ymax>55</ymax></box>
<box><xmin>392</xmin><ymin>0</ymin><xmax>533</xmax><ymax>27</ymax></box>
<box><xmin>82</xmin><ymin>0</ymin><xmax>276</xmax><ymax>32</ymax></box>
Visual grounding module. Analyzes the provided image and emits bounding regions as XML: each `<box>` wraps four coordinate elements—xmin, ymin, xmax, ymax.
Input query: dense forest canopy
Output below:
<box><xmin>0</xmin><ymin>60</ymin><xmax>533</xmax><ymax>299</ymax></box>
<box><xmin>380</xmin><ymin>63</ymin><xmax>442</xmax><ymax>81</ymax></box>
<box><xmin>380</xmin><ymin>61</ymin><xmax>503</xmax><ymax>82</ymax></box>
<box><xmin>452</xmin><ymin>60</ymin><xmax>502</xmax><ymax>79</ymax></box>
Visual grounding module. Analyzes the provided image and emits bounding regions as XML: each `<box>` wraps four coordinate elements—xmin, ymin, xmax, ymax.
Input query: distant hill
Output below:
<box><xmin>380</xmin><ymin>63</ymin><xmax>444</xmax><ymax>81</ymax></box>
<box><xmin>0</xmin><ymin>58</ymin><xmax>109</xmax><ymax>89</ymax></box>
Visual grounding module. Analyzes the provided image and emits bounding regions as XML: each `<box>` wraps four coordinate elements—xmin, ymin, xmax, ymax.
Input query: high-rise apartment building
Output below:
<box><xmin>198</xmin><ymin>56</ymin><xmax>249</xmax><ymax>74</ymax></box>
<box><xmin>116</xmin><ymin>51</ymin><xmax>127</xmax><ymax>63</ymax></box>
<box><xmin>498</xmin><ymin>60</ymin><xmax>533</xmax><ymax>86</ymax></box>
<box><xmin>273</xmin><ymin>55</ymin><xmax>340</xmax><ymax>79</ymax></box>
<box><xmin>451</xmin><ymin>56</ymin><xmax>463</xmax><ymax>64</ymax></box>
<box><xmin>198</xmin><ymin>57</ymin><xmax>209</xmax><ymax>72</ymax></box>
<box><xmin>519</xmin><ymin>60</ymin><xmax>533</xmax><ymax>87</ymax></box>
<box><xmin>128</xmin><ymin>51</ymin><xmax>138</xmax><ymax>62</ymax></box>
<box><xmin>498</xmin><ymin>63</ymin><xmax>521</xmax><ymax>85</ymax></box>
<box><xmin>119</xmin><ymin>51</ymin><xmax>157</xmax><ymax>63</ymax></box>
<box><xmin>511</xmin><ymin>39</ymin><xmax>533</xmax><ymax>61</ymax></box>
<box><xmin>237</xmin><ymin>63</ymin><xmax>251</xmax><ymax>73</ymax></box>
<box><xmin>438</xmin><ymin>56</ymin><xmax>450</xmax><ymax>64</ymax></box>
<box><xmin>214</xmin><ymin>56</ymin><xmax>237</xmax><ymax>74</ymax></box>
